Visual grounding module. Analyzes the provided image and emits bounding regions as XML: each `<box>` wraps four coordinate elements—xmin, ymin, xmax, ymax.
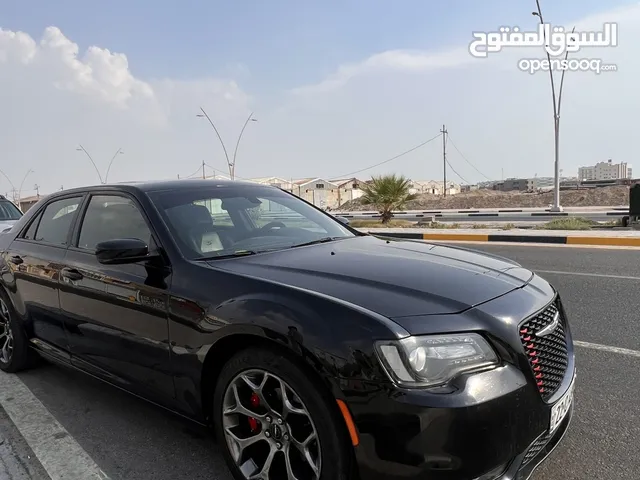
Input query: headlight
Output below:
<box><xmin>375</xmin><ymin>333</ymin><xmax>499</xmax><ymax>387</ymax></box>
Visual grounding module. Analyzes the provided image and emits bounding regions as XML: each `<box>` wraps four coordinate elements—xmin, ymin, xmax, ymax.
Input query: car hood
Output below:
<box><xmin>0</xmin><ymin>220</ymin><xmax>17</xmax><ymax>233</ymax></box>
<box><xmin>209</xmin><ymin>235</ymin><xmax>533</xmax><ymax>318</ymax></box>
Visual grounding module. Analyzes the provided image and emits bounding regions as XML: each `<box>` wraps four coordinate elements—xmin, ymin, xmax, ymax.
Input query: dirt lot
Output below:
<box><xmin>339</xmin><ymin>186</ymin><xmax>629</xmax><ymax>210</ymax></box>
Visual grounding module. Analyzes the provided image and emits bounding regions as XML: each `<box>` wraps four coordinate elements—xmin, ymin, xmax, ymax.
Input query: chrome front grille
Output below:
<box><xmin>519</xmin><ymin>300</ymin><xmax>569</xmax><ymax>401</ymax></box>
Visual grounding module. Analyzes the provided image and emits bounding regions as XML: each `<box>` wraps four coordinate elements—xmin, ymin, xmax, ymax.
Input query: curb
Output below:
<box><xmin>366</xmin><ymin>231</ymin><xmax>640</xmax><ymax>247</ymax></box>
<box><xmin>339</xmin><ymin>211</ymin><xmax>627</xmax><ymax>218</ymax></box>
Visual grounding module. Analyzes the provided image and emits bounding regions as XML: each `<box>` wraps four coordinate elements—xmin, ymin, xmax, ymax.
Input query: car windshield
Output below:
<box><xmin>0</xmin><ymin>200</ymin><xmax>23</xmax><ymax>221</ymax></box>
<box><xmin>149</xmin><ymin>184</ymin><xmax>356</xmax><ymax>259</ymax></box>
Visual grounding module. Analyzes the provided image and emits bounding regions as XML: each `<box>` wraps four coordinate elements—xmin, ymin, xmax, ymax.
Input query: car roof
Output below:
<box><xmin>46</xmin><ymin>179</ymin><xmax>271</xmax><ymax>198</ymax></box>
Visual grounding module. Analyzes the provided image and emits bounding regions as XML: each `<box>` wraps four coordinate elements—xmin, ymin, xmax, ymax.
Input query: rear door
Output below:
<box><xmin>3</xmin><ymin>195</ymin><xmax>84</xmax><ymax>360</ymax></box>
<box><xmin>59</xmin><ymin>192</ymin><xmax>174</xmax><ymax>400</ymax></box>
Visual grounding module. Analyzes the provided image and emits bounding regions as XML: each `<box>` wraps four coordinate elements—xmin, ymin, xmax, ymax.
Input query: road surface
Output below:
<box><xmin>0</xmin><ymin>244</ymin><xmax>639</xmax><ymax>479</ymax></box>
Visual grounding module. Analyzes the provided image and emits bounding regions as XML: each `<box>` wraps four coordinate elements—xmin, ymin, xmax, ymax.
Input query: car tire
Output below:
<box><xmin>213</xmin><ymin>347</ymin><xmax>353</xmax><ymax>480</ymax></box>
<box><xmin>0</xmin><ymin>290</ymin><xmax>34</xmax><ymax>373</ymax></box>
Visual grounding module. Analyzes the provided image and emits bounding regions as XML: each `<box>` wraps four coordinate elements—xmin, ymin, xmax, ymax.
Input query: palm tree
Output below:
<box><xmin>361</xmin><ymin>174</ymin><xmax>417</xmax><ymax>224</ymax></box>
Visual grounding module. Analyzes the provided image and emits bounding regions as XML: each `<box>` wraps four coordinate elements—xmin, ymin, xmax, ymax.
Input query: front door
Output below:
<box><xmin>59</xmin><ymin>193</ymin><xmax>174</xmax><ymax>400</ymax></box>
<box><xmin>3</xmin><ymin>195</ymin><xmax>84</xmax><ymax>361</ymax></box>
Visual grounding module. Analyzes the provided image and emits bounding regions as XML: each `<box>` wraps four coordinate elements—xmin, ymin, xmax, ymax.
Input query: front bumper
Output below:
<box><xmin>347</xmin><ymin>364</ymin><xmax>575</xmax><ymax>480</ymax></box>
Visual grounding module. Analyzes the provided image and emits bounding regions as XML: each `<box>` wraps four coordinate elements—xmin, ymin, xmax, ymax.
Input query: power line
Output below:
<box><xmin>330</xmin><ymin>132</ymin><xmax>442</xmax><ymax>179</ymax></box>
<box><xmin>446</xmin><ymin>135</ymin><xmax>492</xmax><ymax>182</ymax></box>
<box><xmin>445</xmin><ymin>158</ymin><xmax>470</xmax><ymax>184</ymax></box>
<box><xmin>180</xmin><ymin>164</ymin><xmax>205</xmax><ymax>179</ymax></box>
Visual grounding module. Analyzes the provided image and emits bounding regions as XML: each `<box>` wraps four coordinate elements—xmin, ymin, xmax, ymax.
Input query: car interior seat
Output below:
<box><xmin>165</xmin><ymin>203</ymin><xmax>232</xmax><ymax>255</ymax></box>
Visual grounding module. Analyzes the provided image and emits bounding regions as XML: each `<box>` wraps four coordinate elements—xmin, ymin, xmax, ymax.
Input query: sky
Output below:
<box><xmin>0</xmin><ymin>0</ymin><xmax>637</xmax><ymax>197</ymax></box>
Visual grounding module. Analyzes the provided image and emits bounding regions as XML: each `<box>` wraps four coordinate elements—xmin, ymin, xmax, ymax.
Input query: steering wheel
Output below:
<box><xmin>260</xmin><ymin>221</ymin><xmax>287</xmax><ymax>231</ymax></box>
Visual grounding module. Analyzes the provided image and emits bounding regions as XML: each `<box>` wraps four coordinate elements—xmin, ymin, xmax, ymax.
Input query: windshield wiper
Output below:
<box><xmin>290</xmin><ymin>237</ymin><xmax>343</xmax><ymax>249</ymax></box>
<box><xmin>198</xmin><ymin>250</ymin><xmax>259</xmax><ymax>261</ymax></box>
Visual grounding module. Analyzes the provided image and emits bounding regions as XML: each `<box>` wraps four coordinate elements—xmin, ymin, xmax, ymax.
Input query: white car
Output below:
<box><xmin>0</xmin><ymin>196</ymin><xmax>23</xmax><ymax>232</ymax></box>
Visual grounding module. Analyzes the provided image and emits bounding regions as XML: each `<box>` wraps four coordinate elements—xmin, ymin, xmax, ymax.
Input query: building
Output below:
<box><xmin>493</xmin><ymin>178</ymin><xmax>535</xmax><ymax>192</ymax></box>
<box><xmin>409</xmin><ymin>180</ymin><xmax>460</xmax><ymax>196</ymax></box>
<box><xmin>18</xmin><ymin>195</ymin><xmax>42</xmax><ymax>212</ymax></box>
<box><xmin>533</xmin><ymin>177</ymin><xmax>554</xmax><ymax>189</ymax></box>
<box><xmin>330</xmin><ymin>178</ymin><xmax>366</xmax><ymax>207</ymax></box>
<box><xmin>247</xmin><ymin>177</ymin><xmax>295</xmax><ymax>193</ymax></box>
<box><xmin>293</xmin><ymin>178</ymin><xmax>340</xmax><ymax>209</ymax></box>
<box><xmin>578</xmin><ymin>160</ymin><xmax>633</xmax><ymax>182</ymax></box>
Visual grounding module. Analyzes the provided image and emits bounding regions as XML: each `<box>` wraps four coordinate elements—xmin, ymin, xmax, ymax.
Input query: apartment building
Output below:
<box><xmin>578</xmin><ymin>160</ymin><xmax>633</xmax><ymax>181</ymax></box>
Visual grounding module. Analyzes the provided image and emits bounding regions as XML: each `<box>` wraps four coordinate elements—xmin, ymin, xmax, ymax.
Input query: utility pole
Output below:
<box><xmin>202</xmin><ymin>160</ymin><xmax>206</xmax><ymax>179</ymax></box>
<box><xmin>441</xmin><ymin>125</ymin><xmax>448</xmax><ymax>197</ymax></box>
<box><xmin>34</xmin><ymin>184</ymin><xmax>40</xmax><ymax>196</ymax></box>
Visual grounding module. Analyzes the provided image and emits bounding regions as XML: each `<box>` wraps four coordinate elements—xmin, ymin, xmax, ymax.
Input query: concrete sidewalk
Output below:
<box><xmin>357</xmin><ymin>227</ymin><xmax>640</xmax><ymax>247</ymax></box>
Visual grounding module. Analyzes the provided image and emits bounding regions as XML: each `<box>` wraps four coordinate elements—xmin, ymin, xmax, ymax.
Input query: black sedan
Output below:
<box><xmin>0</xmin><ymin>180</ymin><xmax>575</xmax><ymax>480</ymax></box>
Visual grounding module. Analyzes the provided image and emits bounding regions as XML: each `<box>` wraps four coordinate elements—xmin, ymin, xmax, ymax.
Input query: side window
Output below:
<box><xmin>77</xmin><ymin>195</ymin><xmax>152</xmax><ymax>251</ymax></box>
<box><xmin>23</xmin><ymin>213</ymin><xmax>42</xmax><ymax>240</ymax></box>
<box><xmin>33</xmin><ymin>197</ymin><xmax>82</xmax><ymax>245</ymax></box>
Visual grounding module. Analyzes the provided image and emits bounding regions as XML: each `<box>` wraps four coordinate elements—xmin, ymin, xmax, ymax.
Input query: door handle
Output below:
<box><xmin>61</xmin><ymin>268</ymin><xmax>83</xmax><ymax>281</ymax></box>
<box><xmin>9</xmin><ymin>255</ymin><xmax>23</xmax><ymax>265</ymax></box>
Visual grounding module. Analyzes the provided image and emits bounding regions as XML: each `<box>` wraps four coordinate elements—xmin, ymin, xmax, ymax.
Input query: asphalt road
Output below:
<box><xmin>1</xmin><ymin>243</ymin><xmax>639</xmax><ymax>480</ymax></box>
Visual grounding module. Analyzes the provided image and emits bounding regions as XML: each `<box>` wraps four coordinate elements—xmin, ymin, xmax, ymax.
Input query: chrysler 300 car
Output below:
<box><xmin>0</xmin><ymin>180</ymin><xmax>575</xmax><ymax>480</ymax></box>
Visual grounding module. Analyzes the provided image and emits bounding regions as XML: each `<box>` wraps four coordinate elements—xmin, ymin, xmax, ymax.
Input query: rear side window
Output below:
<box><xmin>23</xmin><ymin>213</ymin><xmax>41</xmax><ymax>240</ymax></box>
<box><xmin>32</xmin><ymin>197</ymin><xmax>82</xmax><ymax>245</ymax></box>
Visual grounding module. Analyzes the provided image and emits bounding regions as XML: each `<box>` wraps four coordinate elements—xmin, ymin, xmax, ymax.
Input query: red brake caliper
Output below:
<box><xmin>248</xmin><ymin>392</ymin><xmax>260</xmax><ymax>432</ymax></box>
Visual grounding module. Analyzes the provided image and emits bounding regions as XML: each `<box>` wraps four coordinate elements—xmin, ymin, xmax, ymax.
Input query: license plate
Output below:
<box><xmin>549</xmin><ymin>375</ymin><xmax>575</xmax><ymax>433</ymax></box>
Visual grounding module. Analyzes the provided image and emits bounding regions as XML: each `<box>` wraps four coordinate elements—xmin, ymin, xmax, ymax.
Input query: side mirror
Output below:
<box><xmin>95</xmin><ymin>238</ymin><xmax>152</xmax><ymax>265</ymax></box>
<box><xmin>335</xmin><ymin>216</ymin><xmax>350</xmax><ymax>226</ymax></box>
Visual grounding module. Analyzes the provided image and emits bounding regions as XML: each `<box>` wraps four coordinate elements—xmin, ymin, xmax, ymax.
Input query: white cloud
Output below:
<box><xmin>0</xmin><ymin>27</ymin><xmax>154</xmax><ymax>108</ymax></box>
<box><xmin>291</xmin><ymin>47</ymin><xmax>475</xmax><ymax>96</ymax></box>
<box><xmin>0</xmin><ymin>3</ymin><xmax>638</xmax><ymax>198</ymax></box>
<box><xmin>0</xmin><ymin>26</ymin><xmax>251</xmax><ymax>194</ymax></box>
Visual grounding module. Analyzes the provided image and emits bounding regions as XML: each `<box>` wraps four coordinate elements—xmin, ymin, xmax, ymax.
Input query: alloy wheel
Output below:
<box><xmin>0</xmin><ymin>299</ymin><xmax>13</xmax><ymax>364</ymax></box>
<box><xmin>221</xmin><ymin>369</ymin><xmax>321</xmax><ymax>480</ymax></box>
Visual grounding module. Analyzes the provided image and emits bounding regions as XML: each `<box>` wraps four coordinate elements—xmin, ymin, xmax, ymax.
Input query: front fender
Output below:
<box><xmin>167</xmin><ymin>286</ymin><xmax>399</xmax><ymax>419</ymax></box>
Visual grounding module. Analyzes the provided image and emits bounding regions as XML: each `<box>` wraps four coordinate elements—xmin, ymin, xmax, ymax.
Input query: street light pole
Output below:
<box><xmin>231</xmin><ymin>112</ymin><xmax>258</xmax><ymax>181</ymax></box>
<box><xmin>197</xmin><ymin>108</ymin><xmax>257</xmax><ymax>180</ymax></box>
<box><xmin>76</xmin><ymin>145</ymin><xmax>104</xmax><ymax>184</ymax></box>
<box><xmin>17</xmin><ymin>169</ymin><xmax>34</xmax><ymax>203</ymax></box>
<box><xmin>0</xmin><ymin>170</ymin><xmax>16</xmax><ymax>201</ymax></box>
<box><xmin>532</xmin><ymin>1</ymin><xmax>574</xmax><ymax>212</ymax></box>
<box><xmin>76</xmin><ymin>145</ymin><xmax>124</xmax><ymax>184</ymax></box>
<box><xmin>197</xmin><ymin>108</ymin><xmax>232</xmax><ymax>179</ymax></box>
<box><xmin>105</xmin><ymin>148</ymin><xmax>125</xmax><ymax>183</ymax></box>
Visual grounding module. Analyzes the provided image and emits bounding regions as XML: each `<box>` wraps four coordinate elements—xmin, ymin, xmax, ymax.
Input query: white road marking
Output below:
<box><xmin>536</xmin><ymin>269</ymin><xmax>640</xmax><ymax>281</ymax></box>
<box><xmin>575</xmin><ymin>340</ymin><xmax>640</xmax><ymax>358</ymax></box>
<box><xmin>0</xmin><ymin>371</ymin><xmax>109</xmax><ymax>480</ymax></box>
